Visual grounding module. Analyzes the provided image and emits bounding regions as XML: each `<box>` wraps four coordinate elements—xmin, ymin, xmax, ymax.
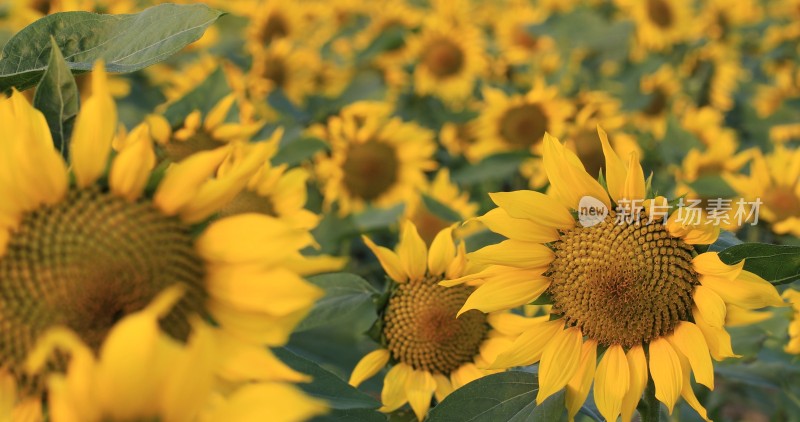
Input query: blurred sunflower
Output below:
<box><xmin>446</xmin><ymin>130</ymin><xmax>785</xmax><ymax>421</ymax></box>
<box><xmin>150</xmin><ymin>93</ymin><xmax>263</xmax><ymax>163</ymax></box>
<box><xmin>471</xmin><ymin>81</ymin><xmax>574</xmax><ymax>162</ymax></box>
<box><xmin>244</xmin><ymin>0</ymin><xmax>306</xmax><ymax>50</ymax></box>
<box><xmin>679</xmin><ymin>43</ymin><xmax>745</xmax><ymax>112</ymax></box>
<box><xmin>147</xmin><ymin>55</ymin><xmax>220</xmax><ymax>102</ymax></box>
<box><xmin>697</xmin><ymin>0</ymin><xmax>763</xmax><ymax>41</ymax></box>
<box><xmin>619</xmin><ymin>0</ymin><xmax>694</xmax><ymax>54</ymax></box>
<box><xmin>785</xmin><ymin>289</ymin><xmax>800</xmax><ymax>355</ymax></box>
<box><xmin>0</xmin><ymin>64</ymin><xmax>336</xmax><ymax>398</ymax></box>
<box><xmin>630</xmin><ymin>65</ymin><xmax>683</xmax><ymax>139</ymax></box>
<box><xmin>351</xmin><ymin>222</ymin><xmax>519</xmax><ymax>421</ymax></box>
<box><xmin>22</xmin><ymin>285</ymin><xmax>327</xmax><ymax>422</ymax></box>
<box><xmin>492</xmin><ymin>1</ymin><xmax>560</xmax><ymax>73</ymax></box>
<box><xmin>216</xmin><ymin>130</ymin><xmax>322</xmax><ymax>230</ymax></box>
<box><xmin>439</xmin><ymin>120</ymin><xmax>478</xmax><ymax>159</ymax></box>
<box><xmin>248</xmin><ymin>39</ymin><xmax>320</xmax><ymax>106</ymax></box>
<box><xmin>406</xmin><ymin>17</ymin><xmax>487</xmax><ymax>104</ymax></box>
<box><xmin>312</xmin><ymin>101</ymin><xmax>437</xmax><ymax>216</ymax></box>
<box><xmin>725</xmin><ymin>144</ymin><xmax>800</xmax><ymax>237</ymax></box>
<box><xmin>405</xmin><ymin>169</ymin><xmax>479</xmax><ymax>245</ymax></box>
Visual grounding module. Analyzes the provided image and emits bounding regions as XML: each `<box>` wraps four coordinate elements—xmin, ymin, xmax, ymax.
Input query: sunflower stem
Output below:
<box><xmin>641</xmin><ymin>378</ymin><xmax>661</xmax><ymax>422</ymax></box>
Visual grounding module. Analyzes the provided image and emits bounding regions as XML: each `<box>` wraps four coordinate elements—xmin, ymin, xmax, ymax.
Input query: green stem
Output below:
<box><xmin>641</xmin><ymin>378</ymin><xmax>661</xmax><ymax>422</ymax></box>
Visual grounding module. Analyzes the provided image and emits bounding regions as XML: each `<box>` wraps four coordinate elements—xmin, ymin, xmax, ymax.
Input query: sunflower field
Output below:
<box><xmin>0</xmin><ymin>0</ymin><xmax>799</xmax><ymax>421</ymax></box>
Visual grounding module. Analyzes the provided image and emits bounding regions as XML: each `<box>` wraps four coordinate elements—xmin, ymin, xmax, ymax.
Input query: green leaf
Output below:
<box><xmin>658</xmin><ymin>117</ymin><xmax>702</xmax><ymax>166</ymax></box>
<box><xmin>421</xmin><ymin>194</ymin><xmax>462</xmax><ymax>223</ymax></box>
<box><xmin>273</xmin><ymin>136</ymin><xmax>329</xmax><ymax>166</ymax></box>
<box><xmin>718</xmin><ymin>243</ymin><xmax>800</xmax><ymax>285</ymax></box>
<box><xmin>707</xmin><ymin>230</ymin><xmax>744</xmax><ymax>253</ymax></box>
<box><xmin>427</xmin><ymin>371</ymin><xmax>567</xmax><ymax>422</ymax></box>
<box><xmin>686</xmin><ymin>176</ymin><xmax>738</xmax><ymax>199</ymax></box>
<box><xmin>312</xmin><ymin>408</ymin><xmax>387</xmax><ymax>422</ymax></box>
<box><xmin>33</xmin><ymin>37</ymin><xmax>78</xmax><ymax>160</ymax></box>
<box><xmin>452</xmin><ymin>152</ymin><xmax>531</xmax><ymax>185</ymax></box>
<box><xmin>296</xmin><ymin>273</ymin><xmax>380</xmax><ymax>332</ymax></box>
<box><xmin>162</xmin><ymin>66</ymin><xmax>230</xmax><ymax>127</ymax></box>
<box><xmin>0</xmin><ymin>3</ymin><xmax>223</xmax><ymax>91</ymax></box>
<box><xmin>353</xmin><ymin>204</ymin><xmax>405</xmax><ymax>233</ymax></box>
<box><xmin>273</xmin><ymin>348</ymin><xmax>381</xmax><ymax>410</ymax></box>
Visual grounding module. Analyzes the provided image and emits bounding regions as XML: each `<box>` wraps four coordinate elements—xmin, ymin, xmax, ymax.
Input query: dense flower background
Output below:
<box><xmin>0</xmin><ymin>0</ymin><xmax>799</xmax><ymax>421</ymax></box>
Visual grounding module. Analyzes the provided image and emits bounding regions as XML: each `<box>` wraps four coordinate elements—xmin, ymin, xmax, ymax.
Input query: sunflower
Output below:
<box><xmin>23</xmin><ymin>286</ymin><xmax>327</xmax><ymax>422</ymax></box>
<box><xmin>149</xmin><ymin>93</ymin><xmax>263</xmax><ymax>163</ymax></box>
<box><xmin>350</xmin><ymin>222</ymin><xmax>519</xmax><ymax>421</ymax></box>
<box><xmin>311</xmin><ymin>101</ymin><xmax>437</xmax><ymax>216</ymax></box>
<box><xmin>446</xmin><ymin>129</ymin><xmax>785</xmax><ymax>421</ymax></box>
<box><xmin>785</xmin><ymin>290</ymin><xmax>800</xmax><ymax>355</ymax></box>
<box><xmin>243</xmin><ymin>0</ymin><xmax>307</xmax><ymax>51</ymax></box>
<box><xmin>678</xmin><ymin>43</ymin><xmax>744</xmax><ymax>112</ymax></box>
<box><xmin>0</xmin><ymin>64</ymin><xmax>335</xmax><ymax>397</ymax></box>
<box><xmin>724</xmin><ymin>144</ymin><xmax>800</xmax><ymax>237</ymax></box>
<box><xmin>247</xmin><ymin>39</ymin><xmax>321</xmax><ymax>106</ymax></box>
<box><xmin>216</xmin><ymin>130</ymin><xmax>322</xmax><ymax>230</ymax></box>
<box><xmin>491</xmin><ymin>1</ymin><xmax>560</xmax><ymax>77</ymax></box>
<box><xmin>147</xmin><ymin>55</ymin><xmax>220</xmax><ymax>102</ymax></box>
<box><xmin>697</xmin><ymin>0</ymin><xmax>763</xmax><ymax>41</ymax></box>
<box><xmin>404</xmin><ymin>169</ymin><xmax>479</xmax><ymax>245</ymax></box>
<box><xmin>630</xmin><ymin>65</ymin><xmax>683</xmax><ymax>140</ymax></box>
<box><xmin>619</xmin><ymin>0</ymin><xmax>694</xmax><ymax>54</ymax></box>
<box><xmin>471</xmin><ymin>80</ymin><xmax>574</xmax><ymax>162</ymax></box>
<box><xmin>406</xmin><ymin>17</ymin><xmax>487</xmax><ymax>105</ymax></box>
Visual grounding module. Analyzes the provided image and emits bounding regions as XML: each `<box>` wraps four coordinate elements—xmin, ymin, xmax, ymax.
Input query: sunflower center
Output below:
<box><xmin>573</xmin><ymin>130</ymin><xmax>605</xmax><ymax>179</ymax></box>
<box><xmin>499</xmin><ymin>104</ymin><xmax>549</xmax><ymax>147</ymax></box>
<box><xmin>259</xmin><ymin>13</ymin><xmax>289</xmax><ymax>45</ymax></box>
<box><xmin>262</xmin><ymin>59</ymin><xmax>288</xmax><ymax>88</ymax></box>
<box><xmin>548</xmin><ymin>214</ymin><xmax>698</xmax><ymax>348</ymax></box>
<box><xmin>383</xmin><ymin>276</ymin><xmax>488</xmax><ymax>374</ymax></box>
<box><xmin>162</xmin><ymin>130</ymin><xmax>221</xmax><ymax>162</ymax></box>
<box><xmin>642</xmin><ymin>89</ymin><xmax>668</xmax><ymax>116</ymax></box>
<box><xmin>646</xmin><ymin>0</ymin><xmax>674</xmax><ymax>29</ymax></box>
<box><xmin>0</xmin><ymin>187</ymin><xmax>207</xmax><ymax>386</ymax></box>
<box><xmin>763</xmin><ymin>186</ymin><xmax>800</xmax><ymax>221</ymax></box>
<box><xmin>218</xmin><ymin>190</ymin><xmax>277</xmax><ymax>218</ymax></box>
<box><xmin>423</xmin><ymin>39</ymin><xmax>465</xmax><ymax>78</ymax></box>
<box><xmin>342</xmin><ymin>141</ymin><xmax>399</xmax><ymax>201</ymax></box>
<box><xmin>512</xmin><ymin>25</ymin><xmax>539</xmax><ymax>50</ymax></box>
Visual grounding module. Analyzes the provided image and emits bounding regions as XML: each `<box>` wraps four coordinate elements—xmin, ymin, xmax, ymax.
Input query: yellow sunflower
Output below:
<box><xmin>149</xmin><ymin>93</ymin><xmax>263</xmax><ymax>163</ymax></box>
<box><xmin>471</xmin><ymin>80</ymin><xmax>574</xmax><ymax>162</ymax></box>
<box><xmin>23</xmin><ymin>285</ymin><xmax>328</xmax><ymax>422</ymax></box>
<box><xmin>493</xmin><ymin>1</ymin><xmax>559</xmax><ymax>71</ymax></box>
<box><xmin>678</xmin><ymin>43</ymin><xmax>745</xmax><ymax>112</ymax></box>
<box><xmin>445</xmin><ymin>129</ymin><xmax>785</xmax><ymax>421</ymax></box>
<box><xmin>724</xmin><ymin>144</ymin><xmax>800</xmax><ymax>237</ymax></box>
<box><xmin>243</xmin><ymin>0</ymin><xmax>307</xmax><ymax>51</ymax></box>
<box><xmin>350</xmin><ymin>222</ymin><xmax>520</xmax><ymax>421</ymax></box>
<box><xmin>630</xmin><ymin>65</ymin><xmax>684</xmax><ymax>140</ymax></box>
<box><xmin>405</xmin><ymin>169</ymin><xmax>479</xmax><ymax>245</ymax></box>
<box><xmin>619</xmin><ymin>0</ymin><xmax>694</xmax><ymax>55</ymax></box>
<box><xmin>785</xmin><ymin>289</ymin><xmax>800</xmax><ymax>355</ymax></box>
<box><xmin>216</xmin><ymin>130</ymin><xmax>322</xmax><ymax>230</ymax></box>
<box><xmin>406</xmin><ymin>17</ymin><xmax>487</xmax><ymax>105</ymax></box>
<box><xmin>311</xmin><ymin>101</ymin><xmax>437</xmax><ymax>216</ymax></box>
<box><xmin>247</xmin><ymin>39</ymin><xmax>321</xmax><ymax>107</ymax></box>
<box><xmin>0</xmin><ymin>63</ymin><xmax>335</xmax><ymax>400</ymax></box>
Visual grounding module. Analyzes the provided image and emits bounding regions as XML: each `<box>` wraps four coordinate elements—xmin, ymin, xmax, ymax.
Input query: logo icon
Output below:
<box><xmin>578</xmin><ymin>196</ymin><xmax>608</xmax><ymax>227</ymax></box>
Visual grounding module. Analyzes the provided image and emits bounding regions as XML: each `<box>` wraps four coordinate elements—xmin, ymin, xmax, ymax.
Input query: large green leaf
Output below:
<box><xmin>427</xmin><ymin>372</ymin><xmax>567</xmax><ymax>422</ymax></box>
<box><xmin>33</xmin><ymin>37</ymin><xmax>78</xmax><ymax>159</ymax></box>
<box><xmin>162</xmin><ymin>66</ymin><xmax>230</xmax><ymax>127</ymax></box>
<box><xmin>273</xmin><ymin>348</ymin><xmax>381</xmax><ymax>410</ymax></box>
<box><xmin>296</xmin><ymin>273</ymin><xmax>380</xmax><ymax>332</ymax></box>
<box><xmin>718</xmin><ymin>243</ymin><xmax>800</xmax><ymax>285</ymax></box>
<box><xmin>353</xmin><ymin>204</ymin><xmax>405</xmax><ymax>233</ymax></box>
<box><xmin>0</xmin><ymin>3</ymin><xmax>223</xmax><ymax>91</ymax></box>
<box><xmin>273</xmin><ymin>136</ymin><xmax>329</xmax><ymax>166</ymax></box>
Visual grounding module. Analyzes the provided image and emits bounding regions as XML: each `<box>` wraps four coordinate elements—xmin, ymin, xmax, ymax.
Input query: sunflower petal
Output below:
<box><xmin>349</xmin><ymin>349</ymin><xmax>391</xmax><ymax>388</ymax></box>
<box><xmin>405</xmin><ymin>369</ymin><xmax>436</xmax><ymax>421</ymax></box>
<box><xmin>537</xmin><ymin>327</ymin><xmax>582</xmax><ymax>403</ymax></box>
<box><xmin>71</xmin><ymin>61</ymin><xmax>117</xmax><ymax>188</ymax></box>
<box><xmin>693</xmin><ymin>307</ymin><xmax>739</xmax><ymax>360</ymax></box>
<box><xmin>676</xmin><ymin>348</ymin><xmax>711</xmax><ymax>421</ymax></box>
<box><xmin>620</xmin><ymin>151</ymin><xmax>646</xmax><ymax>202</ymax></box>
<box><xmin>543</xmin><ymin>133</ymin><xmax>611</xmax><ymax>211</ymax></box>
<box><xmin>598</xmin><ymin>126</ymin><xmax>626</xmax><ymax>203</ymax></box>
<box><xmin>565</xmin><ymin>340</ymin><xmax>597</xmax><ymax>421</ymax></box>
<box><xmin>362</xmin><ymin>236</ymin><xmax>407</xmax><ymax>283</ymax></box>
<box><xmin>468</xmin><ymin>240</ymin><xmax>554</xmax><ymax>269</ymax></box>
<box><xmin>693</xmin><ymin>285</ymin><xmax>727</xmax><ymax>328</ymax></box>
<box><xmin>489</xmin><ymin>320</ymin><xmax>563</xmax><ymax>369</ymax></box>
<box><xmin>397</xmin><ymin>221</ymin><xmax>428</xmax><ymax>281</ymax></box>
<box><xmin>667</xmin><ymin>322</ymin><xmax>714</xmax><ymax>390</ymax></box>
<box><xmin>692</xmin><ymin>252</ymin><xmax>744</xmax><ymax>280</ymax></box>
<box><xmin>621</xmin><ymin>345</ymin><xmax>648</xmax><ymax>422</ymax></box>
<box><xmin>428</xmin><ymin>226</ymin><xmax>456</xmax><ymax>276</ymax></box>
<box><xmin>477</xmin><ymin>208</ymin><xmax>560</xmax><ymax>243</ymax></box>
<box><xmin>380</xmin><ymin>363</ymin><xmax>411</xmax><ymax>413</ymax></box>
<box><xmin>433</xmin><ymin>373</ymin><xmax>453</xmax><ymax>402</ymax></box>
<box><xmin>153</xmin><ymin>145</ymin><xmax>231</xmax><ymax>216</ymax></box>
<box><xmin>458</xmin><ymin>273</ymin><xmax>550</xmax><ymax>316</ymax></box>
<box><xmin>700</xmin><ymin>271</ymin><xmax>785</xmax><ymax>309</ymax></box>
<box><xmin>594</xmin><ymin>344</ymin><xmax>629</xmax><ymax>422</ymax></box>
<box><xmin>648</xmin><ymin>338</ymin><xmax>682</xmax><ymax>413</ymax></box>
<box><xmin>488</xmin><ymin>191</ymin><xmax>575</xmax><ymax>230</ymax></box>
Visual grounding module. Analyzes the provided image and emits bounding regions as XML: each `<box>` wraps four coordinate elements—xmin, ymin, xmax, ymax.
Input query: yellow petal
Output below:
<box><xmin>196</xmin><ymin>214</ymin><xmax>313</xmax><ymax>264</ymax></box>
<box><xmin>487</xmin><ymin>312</ymin><xmax>550</xmax><ymax>336</ymax></box>
<box><xmin>537</xmin><ymin>327</ymin><xmax>582</xmax><ymax>403</ymax></box>
<box><xmin>380</xmin><ymin>363</ymin><xmax>411</xmax><ymax>413</ymax></box>
<box><xmin>428</xmin><ymin>226</ymin><xmax>455</xmax><ymax>276</ymax></box>
<box><xmin>146</xmin><ymin>114</ymin><xmax>172</xmax><ymax>144</ymax></box>
<box><xmin>362</xmin><ymin>236</ymin><xmax>407</xmax><ymax>283</ymax></box>
<box><xmin>621</xmin><ymin>345</ymin><xmax>648</xmax><ymax>422</ymax></box>
<box><xmin>488</xmin><ymin>190</ymin><xmax>575</xmax><ymax>230</ymax></box>
<box><xmin>214</xmin><ymin>332</ymin><xmax>308</xmax><ymax>383</ymax></box>
<box><xmin>206</xmin><ymin>266</ymin><xmax>322</xmax><ymax>316</ymax></box>
<box><xmin>398</xmin><ymin>221</ymin><xmax>428</xmax><ymax>281</ymax></box>
<box><xmin>594</xmin><ymin>344</ymin><xmax>629</xmax><ymax>422</ymax></box>
<box><xmin>700</xmin><ymin>271</ymin><xmax>785</xmax><ymax>309</ymax></box>
<box><xmin>693</xmin><ymin>307</ymin><xmax>739</xmax><ymax>361</ymax></box>
<box><xmin>433</xmin><ymin>373</ymin><xmax>453</xmax><ymax>402</ymax></box>
<box><xmin>207</xmin><ymin>382</ymin><xmax>327</xmax><ymax>422</ymax></box>
<box><xmin>71</xmin><ymin>61</ymin><xmax>117</xmax><ymax>188</ymax></box>
<box><xmin>667</xmin><ymin>322</ymin><xmax>714</xmax><ymax>390</ymax></box>
<box><xmin>477</xmin><ymin>208</ymin><xmax>560</xmax><ymax>243</ymax></box>
<box><xmin>109</xmin><ymin>133</ymin><xmax>155</xmax><ymax>202</ymax></box>
<box><xmin>489</xmin><ymin>320</ymin><xmax>563</xmax><ymax>369</ymax></box>
<box><xmin>160</xmin><ymin>321</ymin><xmax>216</xmax><ymax>422</ymax></box>
<box><xmin>449</xmin><ymin>363</ymin><xmax>484</xmax><ymax>390</ymax></box>
<box><xmin>620</xmin><ymin>150</ymin><xmax>646</xmax><ymax>202</ymax></box>
<box><xmin>349</xmin><ymin>349</ymin><xmax>391</xmax><ymax>387</ymax></box>
<box><xmin>598</xmin><ymin>125</ymin><xmax>626</xmax><ymax>203</ymax></box>
<box><xmin>648</xmin><ymin>338</ymin><xmax>682</xmax><ymax>413</ymax></box>
<box><xmin>458</xmin><ymin>273</ymin><xmax>550</xmax><ymax>316</ymax></box>
<box><xmin>153</xmin><ymin>145</ymin><xmax>231</xmax><ymax>216</ymax></box>
<box><xmin>468</xmin><ymin>240</ymin><xmax>554</xmax><ymax>269</ymax></box>
<box><xmin>693</xmin><ymin>285</ymin><xmax>727</xmax><ymax>328</ymax></box>
<box><xmin>676</xmin><ymin>348</ymin><xmax>711</xmax><ymax>421</ymax></box>
<box><xmin>204</xmin><ymin>94</ymin><xmax>236</xmax><ymax>131</ymax></box>
<box><xmin>725</xmin><ymin>305</ymin><xmax>772</xmax><ymax>327</ymax></box>
<box><xmin>405</xmin><ymin>369</ymin><xmax>436</xmax><ymax>421</ymax></box>
<box><xmin>692</xmin><ymin>252</ymin><xmax>744</xmax><ymax>280</ymax></box>
<box><xmin>543</xmin><ymin>133</ymin><xmax>611</xmax><ymax>211</ymax></box>
<box><xmin>565</xmin><ymin>340</ymin><xmax>597</xmax><ymax>421</ymax></box>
